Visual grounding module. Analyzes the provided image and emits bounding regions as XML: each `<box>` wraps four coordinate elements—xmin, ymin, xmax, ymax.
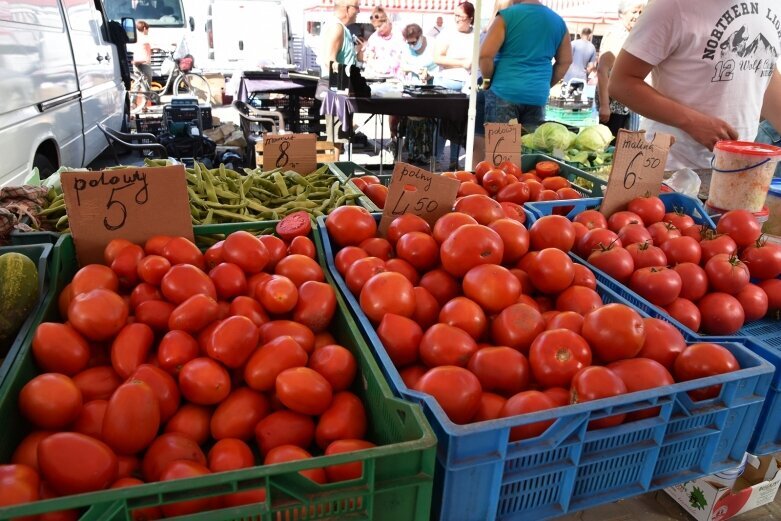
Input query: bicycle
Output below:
<box><xmin>129</xmin><ymin>50</ymin><xmax>212</xmax><ymax>113</ymax></box>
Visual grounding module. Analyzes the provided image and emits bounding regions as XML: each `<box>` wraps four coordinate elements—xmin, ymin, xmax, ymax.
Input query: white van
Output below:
<box><xmin>0</xmin><ymin>0</ymin><xmax>131</xmax><ymax>187</ymax></box>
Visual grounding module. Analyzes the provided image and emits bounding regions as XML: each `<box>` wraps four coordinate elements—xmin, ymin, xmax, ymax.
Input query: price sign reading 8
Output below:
<box><xmin>275</xmin><ymin>141</ymin><xmax>291</xmax><ymax>168</ymax></box>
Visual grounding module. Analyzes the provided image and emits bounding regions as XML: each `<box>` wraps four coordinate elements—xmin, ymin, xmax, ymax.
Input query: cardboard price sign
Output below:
<box><xmin>600</xmin><ymin>130</ymin><xmax>674</xmax><ymax>216</ymax></box>
<box><xmin>262</xmin><ymin>133</ymin><xmax>317</xmax><ymax>174</ymax></box>
<box><xmin>379</xmin><ymin>162</ymin><xmax>459</xmax><ymax>235</ymax></box>
<box><xmin>61</xmin><ymin>166</ymin><xmax>193</xmax><ymax>265</ymax></box>
<box><xmin>485</xmin><ymin>122</ymin><xmax>522</xmax><ymax>168</ymax></box>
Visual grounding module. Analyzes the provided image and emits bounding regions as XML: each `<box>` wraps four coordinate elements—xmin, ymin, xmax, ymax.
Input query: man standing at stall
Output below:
<box><xmin>564</xmin><ymin>28</ymin><xmax>597</xmax><ymax>84</ymax></box>
<box><xmin>608</xmin><ymin>0</ymin><xmax>781</xmax><ymax>170</ymax></box>
<box><xmin>321</xmin><ymin>0</ymin><xmax>362</xmax><ymax>72</ymax></box>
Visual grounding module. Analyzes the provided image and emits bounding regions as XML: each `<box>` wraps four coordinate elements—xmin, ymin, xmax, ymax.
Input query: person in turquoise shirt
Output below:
<box><xmin>479</xmin><ymin>0</ymin><xmax>571</xmax><ymax>131</ymax></box>
<box><xmin>321</xmin><ymin>0</ymin><xmax>361</xmax><ymax>73</ymax></box>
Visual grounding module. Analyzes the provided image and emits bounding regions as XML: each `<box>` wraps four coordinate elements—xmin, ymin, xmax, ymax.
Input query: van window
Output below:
<box><xmin>103</xmin><ymin>0</ymin><xmax>185</xmax><ymax>28</ymax></box>
<box><xmin>62</xmin><ymin>0</ymin><xmax>95</xmax><ymax>32</ymax></box>
<box><xmin>0</xmin><ymin>0</ymin><xmax>63</xmax><ymax>29</ymax></box>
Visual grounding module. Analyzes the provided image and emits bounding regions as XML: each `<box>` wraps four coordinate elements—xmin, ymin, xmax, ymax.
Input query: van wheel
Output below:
<box><xmin>33</xmin><ymin>154</ymin><xmax>56</xmax><ymax>179</ymax></box>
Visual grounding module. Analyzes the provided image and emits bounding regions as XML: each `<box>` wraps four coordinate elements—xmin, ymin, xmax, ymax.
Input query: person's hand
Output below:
<box><xmin>598</xmin><ymin>106</ymin><xmax>611</xmax><ymax>124</ymax></box>
<box><xmin>461</xmin><ymin>59</ymin><xmax>471</xmax><ymax>69</ymax></box>
<box><xmin>683</xmin><ymin>112</ymin><xmax>739</xmax><ymax>151</ymax></box>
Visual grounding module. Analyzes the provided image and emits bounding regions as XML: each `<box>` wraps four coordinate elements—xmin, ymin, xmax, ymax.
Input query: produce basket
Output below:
<box><xmin>0</xmin><ymin>227</ymin><xmax>436</xmax><ymax>521</ymax></box>
<box><xmin>0</xmin><ymin>243</ymin><xmax>52</xmax><ymax>388</ymax></box>
<box><xmin>526</xmin><ymin>193</ymin><xmax>781</xmax><ymax>455</ymax></box>
<box><xmin>316</xmin><ymin>214</ymin><xmax>773</xmax><ymax>521</ymax></box>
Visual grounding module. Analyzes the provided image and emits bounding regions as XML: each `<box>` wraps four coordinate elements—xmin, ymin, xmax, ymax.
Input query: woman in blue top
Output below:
<box><xmin>479</xmin><ymin>0</ymin><xmax>572</xmax><ymax>131</ymax></box>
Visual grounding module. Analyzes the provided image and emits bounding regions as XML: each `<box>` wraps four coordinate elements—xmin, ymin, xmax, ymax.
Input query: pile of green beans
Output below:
<box><xmin>37</xmin><ymin>189</ymin><xmax>69</xmax><ymax>232</ymax></box>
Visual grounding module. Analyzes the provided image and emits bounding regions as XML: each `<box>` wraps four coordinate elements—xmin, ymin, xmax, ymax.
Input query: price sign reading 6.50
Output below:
<box><xmin>600</xmin><ymin>130</ymin><xmax>673</xmax><ymax>216</ymax></box>
<box><xmin>61</xmin><ymin>166</ymin><xmax>193</xmax><ymax>265</ymax></box>
<box><xmin>379</xmin><ymin>162</ymin><xmax>459</xmax><ymax>235</ymax></box>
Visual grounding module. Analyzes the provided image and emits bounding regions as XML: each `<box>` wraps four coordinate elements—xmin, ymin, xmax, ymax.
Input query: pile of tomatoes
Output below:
<box><xmin>350</xmin><ymin>175</ymin><xmax>388</xmax><ymax>210</ymax></box>
<box><xmin>325</xmin><ymin>203</ymin><xmax>741</xmax><ymax>432</ymax></box>
<box><xmin>1</xmin><ymin>223</ymin><xmax>378</xmax><ymax>518</ymax></box>
<box><xmin>559</xmin><ymin>195</ymin><xmax>781</xmax><ymax>335</ymax></box>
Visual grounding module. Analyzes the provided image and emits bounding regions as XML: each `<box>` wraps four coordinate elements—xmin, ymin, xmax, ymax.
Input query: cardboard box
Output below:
<box><xmin>204</xmin><ymin>73</ymin><xmax>225</xmax><ymax>106</ymax></box>
<box><xmin>665</xmin><ymin>454</ymin><xmax>781</xmax><ymax>521</ymax></box>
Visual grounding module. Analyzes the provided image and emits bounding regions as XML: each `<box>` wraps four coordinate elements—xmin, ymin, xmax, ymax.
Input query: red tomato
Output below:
<box><xmin>555</xmin><ymin>285</ymin><xmax>603</xmax><ymax>315</ymax></box>
<box><xmin>500</xmin><ymin>202</ymin><xmax>527</xmax><ymax>223</ymax></box>
<box><xmin>136</xmin><ymin>255</ymin><xmax>171</xmax><ymax>287</ymax></box>
<box><xmin>38</xmin><ymin>433</ymin><xmax>117</xmax><ymax>495</ymax></box>
<box><xmin>637</xmin><ymin>318</ymin><xmax>686</xmax><ymax>369</ymax></box>
<box><xmin>11</xmin><ymin>432</ymin><xmax>50</xmax><ymax>471</ymax></box>
<box><xmin>627</xmin><ymin>196</ymin><xmax>666</xmax><ymax>226</ymax></box>
<box><xmin>665</xmin><ymin>298</ymin><xmax>702</xmax><ymax>332</ymax></box>
<box><xmin>345</xmin><ymin>256</ymin><xmax>386</xmax><ymax>296</ymax></box>
<box><xmin>681</xmin><ymin>224</ymin><xmax>711</xmax><ymax>241</ymax></box>
<box><xmin>498</xmin><ymin>161</ymin><xmax>522</xmax><ymax>178</ymax></box>
<box><xmin>385</xmin><ymin>258</ymin><xmax>421</xmax><ymax>285</ymax></box>
<box><xmin>276</xmin><ymin>367</ymin><xmax>333</xmax><ymax>415</ymax></box>
<box><xmin>529</xmin><ymin>329</ymin><xmax>591</xmax><ymax>387</ymax></box>
<box><xmin>315</xmin><ymin>391</ymin><xmax>367</xmax><ymax>449</ymax></box>
<box><xmin>144</xmin><ymin>236</ymin><xmax>172</xmax><ymax>257</ymax></box>
<box><xmin>468</xmin><ymin>346</ymin><xmax>530</xmax><ymax>395</ymax></box>
<box><xmin>588</xmin><ymin>245</ymin><xmax>635</xmax><ymax>283</ymax></box>
<box><xmin>415</xmin><ymin>366</ymin><xmax>482</xmax><ymax>424</ymax></box>
<box><xmin>260</xmin><ymin>320</ymin><xmax>315</xmax><ymax>354</ymax></box>
<box><xmin>661</xmin><ymin>236</ymin><xmax>702</xmax><ymax>265</ymax></box>
<box><xmin>607</xmin><ymin>358</ymin><xmax>674</xmax><ymax>419</ymax></box>
<box><xmin>377</xmin><ymin>313</ymin><xmax>424</xmax><ymax>367</ymax></box>
<box><xmin>157</xmin><ymin>330</ymin><xmax>199</xmax><ymax>376</ymax></box>
<box><xmin>167</xmin><ymin>293</ymin><xmax>219</xmax><ymax>333</ymax></box>
<box><xmin>419</xmin><ymin>269</ymin><xmax>461</xmax><ymax>306</ymax></box>
<box><xmin>542</xmin><ymin>176</ymin><xmax>570</xmax><ymax>192</ymax></box>
<box><xmin>324</xmin><ymin>439</ymin><xmax>376</xmax><ymax>483</ymax></box>
<box><xmin>432</xmin><ymin>212</ymin><xmax>478</xmax><ymax>243</ymax></box>
<box><xmin>102</xmin><ymin>381</ymin><xmax>160</xmax><ymax>455</ymax></box>
<box><xmin>463</xmin><ymin>264</ymin><xmax>521</xmax><ymax>314</ymax></box>
<box><xmin>582</xmin><ymin>304</ymin><xmax>645</xmax><ymax>362</ymax></box>
<box><xmin>254</xmin><ymin>410</ymin><xmax>315</xmax><ymax>455</ymax></box>
<box><xmin>617</xmin><ymin>223</ymin><xmax>653</xmax><ymax>246</ymax></box>
<box><xmin>308</xmin><ymin>344</ymin><xmax>357</xmax><ymax>392</ymax></box>
<box><xmin>736</xmin><ymin>283</ymin><xmax>769</xmax><ymax>322</ymax></box>
<box><xmin>159</xmin><ymin>460</ymin><xmax>214</xmax><ymax>517</ymax></box>
<box><xmin>360</xmin><ymin>272</ymin><xmax>416</xmax><ymax>323</ymax></box>
<box><xmin>438</xmin><ymin>297</ymin><xmax>487</xmax><ymax>340</ymax></box>
<box><xmin>73</xmin><ymin>366</ymin><xmax>121</xmax><ymax>401</ymax></box>
<box><xmin>134</xmin><ymin>299</ymin><xmax>175</xmax><ymax>331</ymax></box>
<box><xmin>364</xmin><ymin>183</ymin><xmax>388</xmax><ymax>209</ymax></box>
<box><xmin>258</xmin><ymin>235</ymin><xmax>287</xmax><ymax>270</ymax></box>
<box><xmin>571</xmin><ymin>366</ymin><xmax>627</xmax><ymax>429</ymax></box>
<box><xmin>647</xmin><ymin>222</ymin><xmax>681</xmax><ymax>245</ymax></box>
<box><xmin>141</xmin><ymin>433</ymin><xmax>206</xmax><ymax>482</ymax></box>
<box><xmin>716</xmin><ymin>209</ymin><xmax>762</xmax><ymax>248</ymax></box>
<box><xmin>673</xmin><ymin>262</ymin><xmax>709</xmax><ymax>302</ymax></box>
<box><xmin>663</xmin><ymin>211</ymin><xmax>695</xmax><ymax>231</ymax></box>
<box><xmin>700</xmin><ymin>233</ymin><xmax>738</xmax><ymax>263</ymax></box>
<box><xmin>527</xmin><ymin>248</ymin><xmax>574</xmax><ymax>294</ymax></box>
<box><xmin>334</xmin><ymin>246</ymin><xmax>369</xmax><ymax>275</ymax></box>
<box><xmin>535</xmin><ymin>189</ymin><xmax>559</xmax><ymax>202</ymax></box>
<box><xmin>71</xmin><ymin>264</ymin><xmax>119</xmax><ymax>296</ymax></box>
<box><xmin>19</xmin><ymin>373</ymin><xmax>82</xmax><ymax>429</ymax></box>
<box><xmin>359</xmin><ymin>237</ymin><xmax>393</xmax><ymax>260</ymax></box>
<box><xmin>208</xmin><ymin>263</ymin><xmax>248</xmax><ymax>300</ymax></box>
<box><xmin>222</xmin><ymin>231</ymin><xmax>269</xmax><ymax>274</ymax></box>
<box><xmin>474</xmin><ymin>160</ymin><xmax>493</xmax><ymax>180</ymax></box>
<box><xmin>275</xmin><ymin>210</ymin><xmax>312</xmax><ymax>242</ymax></box>
<box><xmin>607</xmin><ymin>211</ymin><xmax>643</xmax><ymax>232</ymax></box>
<box><xmin>130</xmin><ymin>364</ymin><xmax>181</xmax><ymax>422</ymax></box>
<box><xmin>208</xmin><ymin>438</ymin><xmax>255</xmax><ymax>472</ymax></box>
<box><xmin>111</xmin><ymin>244</ymin><xmax>144</xmax><ymax>288</ymax></box>
<box><xmin>577</xmin><ymin>228</ymin><xmax>622</xmax><ymax>258</ymax></box>
<box><xmin>161</xmin><ymin>237</ymin><xmax>205</xmax><ymax>270</ymax></box>
<box><xmin>705</xmin><ymin>254</ymin><xmax>750</xmax><ymax>294</ymax></box>
<box><xmin>759</xmin><ymin>279</ymin><xmax>781</xmax><ymax>312</ymax></box>
<box><xmin>206</xmin><ymin>315</ymin><xmax>259</xmax><ymax>369</ymax></box>
<box><xmin>698</xmin><ymin>293</ymin><xmax>745</xmax><ymax>335</ymax></box>
<box><xmin>229</xmin><ymin>296</ymin><xmax>269</xmax><ymax>327</ymax></box>
<box><xmin>458</xmin><ymin>181</ymin><xmax>489</xmax><ymax>197</ymax></box>
<box><xmin>413</xmin><ymin>286</ymin><xmax>441</xmax><ymax>329</ymax></box>
<box><xmin>293</xmin><ymin>281</ymin><xmax>337</xmax><ymax>333</ymax></box>
<box><xmin>108</xmin><ymin>323</ymin><xmax>154</xmax><ymax>379</ymax></box>
<box><xmin>500</xmin><ymin>391</ymin><xmax>555</xmax><ymax>441</ymax></box>
<box><xmin>244</xmin><ymin>336</ymin><xmax>308</xmax><ymax>392</ymax></box>
<box><xmin>440</xmin><ymin>224</ymin><xmax>505</xmax><ymax>277</ymax></box>
<box><xmin>625</xmin><ymin>242</ymin><xmax>667</xmax><ymax>270</ymax></box>
<box><xmin>419</xmin><ymin>323</ymin><xmax>479</xmax><ymax>367</ymax></box>
<box><xmin>488</xmin><ymin>218</ymin><xmax>530</xmax><ymax>264</ymax></box>
<box><xmin>32</xmin><ymin>323</ymin><xmax>90</xmax><ymax>376</ymax></box>
<box><xmin>68</xmin><ymin>289</ymin><xmax>128</xmax><ymax>342</ymax></box>
<box><xmin>573</xmin><ymin>209</ymin><xmax>608</xmax><ymax>230</ymax></box>
<box><xmin>385</xmin><ymin>214</ymin><xmax>433</xmax><ymax>245</ymax></box>
<box><xmin>203</xmin><ymin>241</ymin><xmax>224</xmax><ymax>270</ymax></box>
<box><xmin>314</xmin><ymin>331</ymin><xmax>337</xmax><ymax>350</ymax></box>
<box><xmin>497</xmin><ymin>183</ymin><xmax>530</xmax><ymax>204</ymax></box>
<box><xmin>453</xmin><ymin>195</ymin><xmax>504</xmax><ymax>225</ymax></box>
<box><xmin>211</xmin><ymin>387</ymin><xmax>269</xmax><ymax>441</ymax></box>
<box><xmin>674</xmin><ymin>343</ymin><xmax>740</xmax><ymax>400</ymax></box>
<box><xmin>571</xmin><ymin>264</ymin><xmax>597</xmax><ymax>290</ymax></box>
<box><xmin>258</xmin><ymin>275</ymin><xmax>299</xmax><ymax>315</ymax></box>
<box><xmin>547</xmin><ymin>311</ymin><xmax>584</xmax><ymax>334</ymax></box>
<box><xmin>481</xmin><ymin>169</ymin><xmax>510</xmax><ymax>195</ymax></box>
<box><xmin>491</xmin><ymin>303</ymin><xmax>545</xmax><ymax>354</ymax></box>
<box><xmin>103</xmin><ymin>239</ymin><xmax>135</xmax><ymax>267</ymax></box>
<box><xmin>396</xmin><ymin>232</ymin><xmax>440</xmax><ymax>271</ymax></box>
<box><xmin>275</xmin><ymin>254</ymin><xmax>325</xmax><ymax>287</ymax></box>
<box><xmin>179</xmin><ymin>358</ymin><xmax>231</xmax><ymax>405</ymax></box>
<box><xmin>629</xmin><ymin>267</ymin><xmax>682</xmax><ymax>306</ymax></box>
<box><xmin>72</xmin><ymin>399</ymin><xmax>107</xmax><ymax>439</ymax></box>
<box><xmin>164</xmin><ymin>403</ymin><xmax>212</xmax><ymax>445</ymax></box>
<box><xmin>160</xmin><ymin>264</ymin><xmax>216</xmax><ymax>305</ymax></box>
<box><xmin>741</xmin><ymin>240</ymin><xmax>781</xmax><ymax>280</ymax></box>
<box><xmin>264</xmin><ymin>445</ymin><xmax>326</xmax><ymax>484</ymax></box>
<box><xmin>326</xmin><ymin>206</ymin><xmax>378</xmax><ymax>247</ymax></box>
<box><xmin>529</xmin><ymin>215</ymin><xmax>576</xmax><ymax>252</ymax></box>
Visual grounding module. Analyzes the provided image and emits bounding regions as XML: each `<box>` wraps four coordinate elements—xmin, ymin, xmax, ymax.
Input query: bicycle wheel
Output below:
<box><xmin>129</xmin><ymin>81</ymin><xmax>151</xmax><ymax>113</ymax></box>
<box><xmin>174</xmin><ymin>73</ymin><xmax>212</xmax><ymax>106</ymax></box>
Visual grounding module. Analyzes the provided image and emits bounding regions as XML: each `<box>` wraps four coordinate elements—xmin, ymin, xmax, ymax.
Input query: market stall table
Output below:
<box><xmin>319</xmin><ymin>89</ymin><xmax>469</xmax><ymax>173</ymax></box>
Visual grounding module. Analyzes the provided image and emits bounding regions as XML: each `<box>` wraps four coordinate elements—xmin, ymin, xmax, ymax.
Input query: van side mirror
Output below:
<box><xmin>122</xmin><ymin>17</ymin><xmax>137</xmax><ymax>43</ymax></box>
<box><xmin>189</xmin><ymin>16</ymin><xmax>195</xmax><ymax>31</ymax></box>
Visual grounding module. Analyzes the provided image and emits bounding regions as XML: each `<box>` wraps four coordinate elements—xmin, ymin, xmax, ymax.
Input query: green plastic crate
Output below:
<box><xmin>0</xmin><ymin>243</ymin><xmax>52</xmax><ymax>387</ymax></box>
<box><xmin>327</xmin><ymin>162</ymin><xmax>383</xmax><ymax>211</ymax></box>
<box><xmin>0</xmin><ymin>228</ymin><xmax>436</xmax><ymax>521</ymax></box>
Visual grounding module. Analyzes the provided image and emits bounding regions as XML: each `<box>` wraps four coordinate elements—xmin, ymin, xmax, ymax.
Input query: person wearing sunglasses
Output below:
<box><xmin>321</xmin><ymin>0</ymin><xmax>362</xmax><ymax>73</ymax></box>
<box><xmin>363</xmin><ymin>14</ymin><xmax>404</xmax><ymax>78</ymax></box>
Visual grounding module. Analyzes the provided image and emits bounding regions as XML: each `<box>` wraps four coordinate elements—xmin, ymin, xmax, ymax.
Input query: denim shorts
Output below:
<box><xmin>484</xmin><ymin>89</ymin><xmax>544</xmax><ymax>132</ymax></box>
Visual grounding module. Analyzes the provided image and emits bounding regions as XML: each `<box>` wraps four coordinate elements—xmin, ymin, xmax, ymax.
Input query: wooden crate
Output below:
<box><xmin>255</xmin><ymin>140</ymin><xmax>340</xmax><ymax>168</ymax></box>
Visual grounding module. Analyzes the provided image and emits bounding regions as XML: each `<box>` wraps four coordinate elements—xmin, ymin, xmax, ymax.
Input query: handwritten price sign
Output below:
<box><xmin>484</xmin><ymin>122</ymin><xmax>522</xmax><ymax>168</ymax></box>
<box><xmin>600</xmin><ymin>130</ymin><xmax>673</xmax><ymax>216</ymax></box>
<box><xmin>62</xmin><ymin>166</ymin><xmax>193</xmax><ymax>265</ymax></box>
<box><xmin>262</xmin><ymin>133</ymin><xmax>317</xmax><ymax>174</ymax></box>
<box><xmin>379</xmin><ymin>163</ymin><xmax>459</xmax><ymax>235</ymax></box>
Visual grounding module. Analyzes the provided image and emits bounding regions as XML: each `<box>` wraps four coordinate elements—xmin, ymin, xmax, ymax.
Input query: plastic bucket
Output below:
<box><xmin>707</xmin><ymin>140</ymin><xmax>781</xmax><ymax>212</ymax></box>
<box><xmin>765</xmin><ymin>178</ymin><xmax>781</xmax><ymax>236</ymax></box>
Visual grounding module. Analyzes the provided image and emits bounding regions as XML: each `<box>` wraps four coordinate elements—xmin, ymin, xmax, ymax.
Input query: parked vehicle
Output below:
<box><xmin>0</xmin><ymin>0</ymin><xmax>134</xmax><ymax>186</ymax></box>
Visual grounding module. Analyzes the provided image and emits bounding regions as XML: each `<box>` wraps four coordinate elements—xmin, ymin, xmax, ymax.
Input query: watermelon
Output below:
<box><xmin>0</xmin><ymin>251</ymin><xmax>39</xmax><ymax>354</ymax></box>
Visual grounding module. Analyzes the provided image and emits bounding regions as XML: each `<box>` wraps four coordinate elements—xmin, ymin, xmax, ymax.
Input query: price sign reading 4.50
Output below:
<box><xmin>600</xmin><ymin>130</ymin><xmax>673</xmax><ymax>216</ymax></box>
<box><xmin>379</xmin><ymin>162</ymin><xmax>460</xmax><ymax>235</ymax></box>
<box><xmin>484</xmin><ymin>122</ymin><xmax>522</xmax><ymax>169</ymax></box>
<box><xmin>61</xmin><ymin>166</ymin><xmax>193</xmax><ymax>265</ymax></box>
<box><xmin>262</xmin><ymin>133</ymin><xmax>317</xmax><ymax>175</ymax></box>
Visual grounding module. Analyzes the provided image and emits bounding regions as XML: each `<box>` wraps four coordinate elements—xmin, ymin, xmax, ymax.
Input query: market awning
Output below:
<box><xmin>305</xmin><ymin>0</ymin><xmax>592</xmax><ymax>14</ymax></box>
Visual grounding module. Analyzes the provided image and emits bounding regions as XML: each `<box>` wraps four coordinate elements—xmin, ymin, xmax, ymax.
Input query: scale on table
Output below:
<box><xmin>402</xmin><ymin>85</ymin><xmax>463</xmax><ymax>97</ymax></box>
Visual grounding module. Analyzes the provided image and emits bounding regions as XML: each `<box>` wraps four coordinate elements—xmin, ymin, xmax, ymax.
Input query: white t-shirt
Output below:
<box><xmin>622</xmin><ymin>0</ymin><xmax>781</xmax><ymax>169</ymax></box>
<box><xmin>435</xmin><ymin>27</ymin><xmax>474</xmax><ymax>83</ymax></box>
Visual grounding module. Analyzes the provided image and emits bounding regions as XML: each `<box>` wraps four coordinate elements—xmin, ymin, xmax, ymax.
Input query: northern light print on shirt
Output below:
<box><xmin>701</xmin><ymin>2</ymin><xmax>779</xmax><ymax>83</ymax></box>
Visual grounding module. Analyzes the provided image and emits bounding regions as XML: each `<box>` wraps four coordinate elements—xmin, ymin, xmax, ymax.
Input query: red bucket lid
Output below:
<box><xmin>705</xmin><ymin>202</ymin><xmax>769</xmax><ymax>218</ymax></box>
<box><xmin>714</xmin><ymin>140</ymin><xmax>781</xmax><ymax>157</ymax></box>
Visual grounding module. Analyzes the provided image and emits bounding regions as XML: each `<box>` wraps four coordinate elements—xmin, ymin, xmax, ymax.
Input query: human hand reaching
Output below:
<box><xmin>683</xmin><ymin>112</ymin><xmax>738</xmax><ymax>151</ymax></box>
<box><xmin>598</xmin><ymin>106</ymin><xmax>611</xmax><ymax>124</ymax></box>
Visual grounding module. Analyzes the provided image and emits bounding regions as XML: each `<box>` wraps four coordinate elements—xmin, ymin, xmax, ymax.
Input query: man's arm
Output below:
<box><xmin>596</xmin><ymin>49</ymin><xmax>614</xmax><ymax>123</ymax></box>
<box><xmin>434</xmin><ymin>35</ymin><xmax>467</xmax><ymax>69</ymax></box>
<box><xmin>586</xmin><ymin>46</ymin><xmax>597</xmax><ymax>74</ymax></box>
<box><xmin>761</xmin><ymin>69</ymin><xmax>781</xmax><ymax>134</ymax></box>
<box><xmin>551</xmin><ymin>32</ymin><xmax>573</xmax><ymax>87</ymax></box>
<box><xmin>478</xmin><ymin>16</ymin><xmax>505</xmax><ymax>79</ymax></box>
<box><xmin>322</xmin><ymin>22</ymin><xmax>344</xmax><ymax>68</ymax></box>
<box><xmin>609</xmin><ymin>49</ymin><xmax>737</xmax><ymax>150</ymax></box>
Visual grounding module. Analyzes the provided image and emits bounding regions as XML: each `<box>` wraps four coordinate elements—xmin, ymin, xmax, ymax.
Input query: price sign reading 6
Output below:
<box><xmin>492</xmin><ymin>137</ymin><xmax>507</xmax><ymax>166</ymax></box>
<box><xmin>623</xmin><ymin>151</ymin><xmax>642</xmax><ymax>190</ymax></box>
<box><xmin>485</xmin><ymin>123</ymin><xmax>522</xmax><ymax>168</ymax></box>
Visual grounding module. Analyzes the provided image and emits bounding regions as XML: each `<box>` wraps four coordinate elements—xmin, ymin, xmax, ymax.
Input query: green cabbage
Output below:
<box><xmin>522</xmin><ymin>133</ymin><xmax>535</xmax><ymax>148</ymax></box>
<box><xmin>531</xmin><ymin>122</ymin><xmax>575</xmax><ymax>152</ymax></box>
<box><xmin>573</xmin><ymin>124</ymin><xmax>614</xmax><ymax>152</ymax></box>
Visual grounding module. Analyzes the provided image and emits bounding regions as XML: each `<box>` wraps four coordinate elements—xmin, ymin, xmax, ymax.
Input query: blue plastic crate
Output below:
<box><xmin>526</xmin><ymin>193</ymin><xmax>781</xmax><ymax>455</ymax></box>
<box><xmin>0</xmin><ymin>243</ymin><xmax>52</xmax><ymax>387</ymax></box>
<box><xmin>316</xmin><ymin>214</ymin><xmax>773</xmax><ymax>521</ymax></box>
